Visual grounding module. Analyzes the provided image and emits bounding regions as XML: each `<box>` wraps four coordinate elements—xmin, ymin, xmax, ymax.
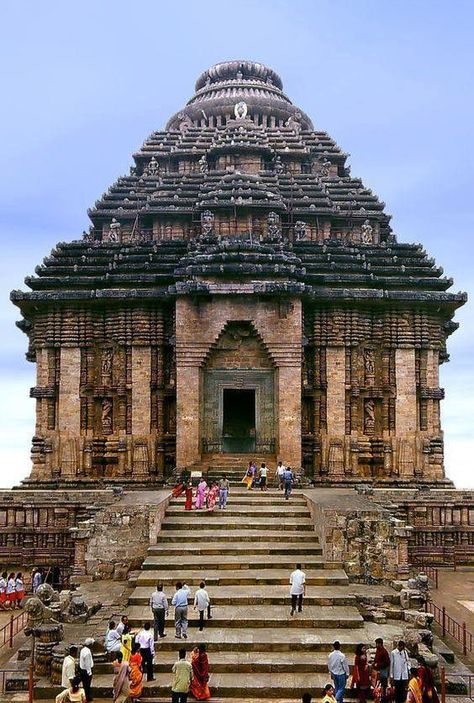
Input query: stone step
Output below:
<box><xmin>127</xmin><ymin>603</ymin><xmax>364</xmax><ymax>629</ymax></box>
<box><xmin>156</xmin><ymin>529</ymin><xmax>318</xmax><ymax>543</ymax></box>
<box><xmin>130</xmin><ymin>584</ymin><xmax>356</xmax><ymax>606</ymax></box>
<box><xmin>161</xmin><ymin>517</ymin><xmax>314</xmax><ymax>530</ymax></box>
<box><xmin>136</xmin><ymin>568</ymin><xmax>349</xmax><ymax>587</ymax></box>
<box><xmin>33</xmin><ymin>672</ymin><xmax>356</xmax><ymax>699</ymax></box>
<box><xmin>166</xmin><ymin>505</ymin><xmax>310</xmax><ymax>517</ymax></box>
<box><xmin>91</xmin><ymin>651</ymin><xmax>340</xmax><ymax>674</ymax></box>
<box><xmin>141</xmin><ymin>555</ymin><xmax>335</xmax><ymax>571</ymax></box>
<box><xmin>146</xmin><ymin>542</ymin><xmax>322</xmax><ymax>556</ymax></box>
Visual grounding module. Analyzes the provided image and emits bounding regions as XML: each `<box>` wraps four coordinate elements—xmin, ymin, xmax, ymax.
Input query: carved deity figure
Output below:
<box><xmin>361</xmin><ymin>219</ymin><xmax>374</xmax><ymax>244</ymax></box>
<box><xmin>101</xmin><ymin>348</ymin><xmax>113</xmax><ymax>379</ymax></box>
<box><xmin>234</xmin><ymin>101</ymin><xmax>248</xmax><ymax>120</ymax></box>
<box><xmin>101</xmin><ymin>398</ymin><xmax>113</xmax><ymax>433</ymax></box>
<box><xmin>146</xmin><ymin>156</ymin><xmax>161</xmax><ymax>177</ymax></box>
<box><xmin>294</xmin><ymin>220</ymin><xmax>307</xmax><ymax>241</ymax></box>
<box><xmin>200</xmin><ymin>209</ymin><xmax>215</xmax><ymax>236</ymax></box>
<box><xmin>177</xmin><ymin>112</ymin><xmax>193</xmax><ymax>134</ymax></box>
<box><xmin>107</xmin><ymin>218</ymin><xmax>121</xmax><ymax>242</ymax></box>
<box><xmin>266</xmin><ymin>211</ymin><xmax>282</xmax><ymax>241</ymax></box>
<box><xmin>364</xmin><ymin>398</ymin><xmax>376</xmax><ymax>434</ymax></box>
<box><xmin>363</xmin><ymin>348</ymin><xmax>375</xmax><ymax>383</ymax></box>
<box><xmin>198</xmin><ymin>154</ymin><xmax>208</xmax><ymax>173</ymax></box>
<box><xmin>285</xmin><ymin>111</ymin><xmax>302</xmax><ymax>133</ymax></box>
<box><xmin>319</xmin><ymin>158</ymin><xmax>331</xmax><ymax>177</ymax></box>
<box><xmin>274</xmin><ymin>155</ymin><xmax>284</xmax><ymax>174</ymax></box>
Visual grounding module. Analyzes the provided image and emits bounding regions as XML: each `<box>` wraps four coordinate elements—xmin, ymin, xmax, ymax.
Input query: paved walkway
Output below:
<box><xmin>431</xmin><ymin>566</ymin><xmax>474</xmax><ymax>668</ymax></box>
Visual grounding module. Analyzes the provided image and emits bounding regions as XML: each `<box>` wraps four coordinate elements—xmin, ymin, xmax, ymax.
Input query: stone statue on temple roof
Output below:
<box><xmin>361</xmin><ymin>219</ymin><xmax>374</xmax><ymax>245</ymax></box>
<box><xmin>146</xmin><ymin>156</ymin><xmax>161</xmax><ymax>177</ymax></box>
<box><xmin>199</xmin><ymin>154</ymin><xmax>208</xmax><ymax>173</ymax></box>
<box><xmin>319</xmin><ymin>159</ymin><xmax>331</xmax><ymax>177</ymax></box>
<box><xmin>177</xmin><ymin>112</ymin><xmax>193</xmax><ymax>134</ymax></box>
<box><xmin>234</xmin><ymin>101</ymin><xmax>248</xmax><ymax>120</ymax></box>
<box><xmin>201</xmin><ymin>209</ymin><xmax>215</xmax><ymax>236</ymax></box>
<box><xmin>294</xmin><ymin>220</ymin><xmax>307</xmax><ymax>241</ymax></box>
<box><xmin>107</xmin><ymin>218</ymin><xmax>121</xmax><ymax>242</ymax></box>
<box><xmin>285</xmin><ymin>112</ymin><xmax>302</xmax><ymax>133</ymax></box>
<box><xmin>274</xmin><ymin>155</ymin><xmax>284</xmax><ymax>174</ymax></box>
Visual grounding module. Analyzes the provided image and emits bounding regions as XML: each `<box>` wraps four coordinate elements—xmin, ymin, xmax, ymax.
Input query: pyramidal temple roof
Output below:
<box><xmin>11</xmin><ymin>60</ymin><xmax>466</xmax><ymax>321</ymax></box>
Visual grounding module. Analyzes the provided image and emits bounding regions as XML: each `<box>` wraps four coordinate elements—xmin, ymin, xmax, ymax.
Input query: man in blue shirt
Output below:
<box><xmin>171</xmin><ymin>581</ymin><xmax>191</xmax><ymax>639</ymax></box>
<box><xmin>283</xmin><ymin>467</ymin><xmax>293</xmax><ymax>500</ymax></box>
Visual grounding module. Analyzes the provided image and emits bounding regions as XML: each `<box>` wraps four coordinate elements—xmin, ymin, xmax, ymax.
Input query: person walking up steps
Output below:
<box><xmin>283</xmin><ymin>466</ymin><xmax>294</xmax><ymax>500</ymax></box>
<box><xmin>171</xmin><ymin>648</ymin><xmax>193</xmax><ymax>703</ymax></box>
<box><xmin>172</xmin><ymin>581</ymin><xmax>190</xmax><ymax>639</ymax></box>
<box><xmin>289</xmin><ymin>563</ymin><xmax>306</xmax><ymax>615</ymax></box>
<box><xmin>135</xmin><ymin>622</ymin><xmax>155</xmax><ymax>682</ymax></box>
<box><xmin>218</xmin><ymin>475</ymin><xmax>230</xmax><ymax>508</ymax></box>
<box><xmin>150</xmin><ymin>582</ymin><xmax>168</xmax><ymax>639</ymax></box>
<box><xmin>259</xmin><ymin>463</ymin><xmax>268</xmax><ymax>491</ymax></box>
<box><xmin>194</xmin><ymin>581</ymin><xmax>211</xmax><ymax>631</ymax></box>
<box><xmin>328</xmin><ymin>641</ymin><xmax>349</xmax><ymax>703</ymax></box>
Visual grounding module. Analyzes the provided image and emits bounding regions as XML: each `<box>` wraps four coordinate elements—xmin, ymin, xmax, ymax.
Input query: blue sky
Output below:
<box><xmin>0</xmin><ymin>0</ymin><xmax>473</xmax><ymax>487</ymax></box>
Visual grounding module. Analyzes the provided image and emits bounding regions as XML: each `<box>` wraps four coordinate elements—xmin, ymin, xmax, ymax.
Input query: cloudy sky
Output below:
<box><xmin>0</xmin><ymin>0</ymin><xmax>472</xmax><ymax>487</ymax></box>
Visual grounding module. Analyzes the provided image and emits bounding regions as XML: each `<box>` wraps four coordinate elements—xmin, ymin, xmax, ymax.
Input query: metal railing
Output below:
<box><xmin>440</xmin><ymin>667</ymin><xmax>474</xmax><ymax>702</ymax></box>
<box><xmin>427</xmin><ymin>601</ymin><xmax>474</xmax><ymax>655</ymax></box>
<box><xmin>0</xmin><ymin>610</ymin><xmax>27</xmax><ymax>651</ymax></box>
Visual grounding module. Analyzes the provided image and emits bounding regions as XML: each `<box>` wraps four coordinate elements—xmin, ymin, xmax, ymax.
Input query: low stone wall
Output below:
<box><xmin>303</xmin><ymin>488</ymin><xmax>412</xmax><ymax>583</ymax></box>
<box><xmin>78</xmin><ymin>490</ymin><xmax>170</xmax><ymax>580</ymax></box>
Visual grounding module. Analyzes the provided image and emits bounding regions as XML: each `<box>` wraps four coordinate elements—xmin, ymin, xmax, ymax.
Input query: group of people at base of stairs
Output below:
<box><xmin>296</xmin><ymin>639</ymin><xmax>440</xmax><ymax>703</ymax></box>
<box><xmin>56</xmin><ymin>633</ymin><xmax>210</xmax><ymax>702</ymax></box>
<box><xmin>242</xmin><ymin>459</ymin><xmax>295</xmax><ymax>497</ymax></box>
<box><xmin>172</xmin><ymin>475</ymin><xmax>230</xmax><ymax>511</ymax></box>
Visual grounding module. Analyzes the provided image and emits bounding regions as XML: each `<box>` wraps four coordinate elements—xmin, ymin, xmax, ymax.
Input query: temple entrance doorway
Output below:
<box><xmin>222</xmin><ymin>388</ymin><xmax>256</xmax><ymax>453</ymax></box>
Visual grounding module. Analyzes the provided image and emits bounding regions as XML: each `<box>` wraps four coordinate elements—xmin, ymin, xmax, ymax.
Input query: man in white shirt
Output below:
<box><xmin>289</xmin><ymin>563</ymin><xmax>306</xmax><ymax>615</ymax></box>
<box><xmin>390</xmin><ymin>640</ymin><xmax>410</xmax><ymax>703</ymax></box>
<box><xmin>327</xmin><ymin>641</ymin><xmax>349</xmax><ymax>703</ymax></box>
<box><xmin>79</xmin><ymin>638</ymin><xmax>94</xmax><ymax>702</ymax></box>
<box><xmin>115</xmin><ymin>615</ymin><xmax>129</xmax><ymax>637</ymax></box>
<box><xmin>194</xmin><ymin>581</ymin><xmax>211</xmax><ymax>631</ymax></box>
<box><xmin>135</xmin><ymin>622</ymin><xmax>155</xmax><ymax>681</ymax></box>
<box><xmin>61</xmin><ymin>645</ymin><xmax>78</xmax><ymax>689</ymax></box>
<box><xmin>150</xmin><ymin>583</ymin><xmax>168</xmax><ymax>639</ymax></box>
<box><xmin>276</xmin><ymin>461</ymin><xmax>286</xmax><ymax>489</ymax></box>
<box><xmin>171</xmin><ymin>581</ymin><xmax>191</xmax><ymax>639</ymax></box>
<box><xmin>259</xmin><ymin>463</ymin><xmax>268</xmax><ymax>491</ymax></box>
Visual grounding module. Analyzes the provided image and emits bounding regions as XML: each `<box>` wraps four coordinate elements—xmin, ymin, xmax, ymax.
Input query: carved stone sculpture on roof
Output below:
<box><xmin>274</xmin><ymin>155</ymin><xmax>284</xmax><ymax>174</ymax></box>
<box><xmin>201</xmin><ymin>209</ymin><xmax>214</xmax><ymax>236</ymax></box>
<box><xmin>319</xmin><ymin>159</ymin><xmax>332</xmax><ymax>177</ymax></box>
<box><xmin>263</xmin><ymin>210</ymin><xmax>283</xmax><ymax>244</ymax></box>
<box><xmin>105</xmin><ymin>218</ymin><xmax>121</xmax><ymax>243</ymax></box>
<box><xmin>198</xmin><ymin>154</ymin><xmax>208</xmax><ymax>173</ymax></box>
<box><xmin>361</xmin><ymin>219</ymin><xmax>374</xmax><ymax>245</ymax></box>
<box><xmin>234</xmin><ymin>101</ymin><xmax>248</xmax><ymax>120</ymax></box>
<box><xmin>146</xmin><ymin>156</ymin><xmax>161</xmax><ymax>177</ymax></box>
<box><xmin>177</xmin><ymin>112</ymin><xmax>193</xmax><ymax>134</ymax></box>
<box><xmin>294</xmin><ymin>220</ymin><xmax>307</xmax><ymax>241</ymax></box>
<box><xmin>285</xmin><ymin>112</ymin><xmax>302</xmax><ymax>133</ymax></box>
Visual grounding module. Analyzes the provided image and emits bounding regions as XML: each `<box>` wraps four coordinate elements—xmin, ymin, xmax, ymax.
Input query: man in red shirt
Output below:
<box><xmin>373</xmin><ymin>637</ymin><xmax>390</xmax><ymax>691</ymax></box>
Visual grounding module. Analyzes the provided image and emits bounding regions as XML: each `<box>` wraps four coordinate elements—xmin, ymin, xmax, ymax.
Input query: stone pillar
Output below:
<box><xmin>326</xmin><ymin>347</ymin><xmax>346</xmax><ymax>436</ymax></box>
<box><xmin>394</xmin><ymin>524</ymin><xmax>413</xmax><ymax>576</ymax></box>
<box><xmin>395</xmin><ymin>349</ymin><xmax>417</xmax><ymax>433</ymax></box>
<box><xmin>57</xmin><ymin>348</ymin><xmax>81</xmax><ymax>434</ymax></box>
<box><xmin>278</xmin><ymin>366</ymin><xmax>301</xmax><ymax>468</ymax></box>
<box><xmin>176</xmin><ymin>367</ymin><xmax>200</xmax><ymax>467</ymax></box>
<box><xmin>131</xmin><ymin>347</ymin><xmax>151</xmax><ymax>435</ymax></box>
<box><xmin>35</xmin><ymin>348</ymin><xmax>49</xmax><ymax>434</ymax></box>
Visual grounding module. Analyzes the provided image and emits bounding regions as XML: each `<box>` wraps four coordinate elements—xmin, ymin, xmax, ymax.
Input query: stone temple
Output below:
<box><xmin>11</xmin><ymin>59</ymin><xmax>466</xmax><ymax>488</ymax></box>
<box><xmin>3</xmin><ymin>59</ymin><xmax>474</xmax><ymax>702</ymax></box>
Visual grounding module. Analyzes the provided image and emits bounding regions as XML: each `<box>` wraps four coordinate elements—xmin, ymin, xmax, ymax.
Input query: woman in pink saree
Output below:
<box><xmin>206</xmin><ymin>482</ymin><xmax>219</xmax><ymax>512</ymax></box>
<box><xmin>194</xmin><ymin>479</ymin><xmax>208</xmax><ymax>509</ymax></box>
<box><xmin>112</xmin><ymin>652</ymin><xmax>130</xmax><ymax>703</ymax></box>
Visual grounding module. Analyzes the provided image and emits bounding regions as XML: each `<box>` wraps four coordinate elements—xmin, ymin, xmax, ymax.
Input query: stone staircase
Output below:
<box><xmin>116</xmin><ymin>487</ymin><xmax>403</xmax><ymax>700</ymax></box>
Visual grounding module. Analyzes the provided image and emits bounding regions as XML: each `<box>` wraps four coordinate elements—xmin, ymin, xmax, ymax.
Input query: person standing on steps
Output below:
<box><xmin>135</xmin><ymin>622</ymin><xmax>155</xmax><ymax>682</ymax></box>
<box><xmin>283</xmin><ymin>466</ymin><xmax>294</xmax><ymax>500</ymax></box>
<box><xmin>289</xmin><ymin>563</ymin><xmax>306</xmax><ymax>615</ymax></box>
<box><xmin>276</xmin><ymin>460</ymin><xmax>286</xmax><ymax>489</ymax></box>
<box><xmin>79</xmin><ymin>637</ymin><xmax>94</xmax><ymax>703</ymax></box>
<box><xmin>150</xmin><ymin>582</ymin><xmax>168</xmax><ymax>639</ymax></box>
<box><xmin>218</xmin><ymin>474</ymin><xmax>230</xmax><ymax>508</ymax></box>
<box><xmin>389</xmin><ymin>640</ymin><xmax>410</xmax><ymax>703</ymax></box>
<box><xmin>171</xmin><ymin>648</ymin><xmax>193</xmax><ymax>703</ymax></box>
<box><xmin>172</xmin><ymin>581</ymin><xmax>191</xmax><ymax>639</ymax></box>
<box><xmin>327</xmin><ymin>641</ymin><xmax>349</xmax><ymax>703</ymax></box>
<box><xmin>372</xmin><ymin>637</ymin><xmax>390</xmax><ymax>692</ymax></box>
<box><xmin>61</xmin><ymin>645</ymin><xmax>78</xmax><ymax>689</ymax></box>
<box><xmin>259</xmin><ymin>463</ymin><xmax>268</xmax><ymax>491</ymax></box>
<box><xmin>184</xmin><ymin>480</ymin><xmax>193</xmax><ymax>511</ymax></box>
<box><xmin>194</xmin><ymin>581</ymin><xmax>211</xmax><ymax>631</ymax></box>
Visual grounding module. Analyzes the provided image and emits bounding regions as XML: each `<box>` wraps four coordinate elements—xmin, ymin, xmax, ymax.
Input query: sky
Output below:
<box><xmin>0</xmin><ymin>0</ymin><xmax>473</xmax><ymax>488</ymax></box>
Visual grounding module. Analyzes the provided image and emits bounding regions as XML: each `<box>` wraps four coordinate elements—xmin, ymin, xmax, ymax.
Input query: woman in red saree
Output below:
<box><xmin>190</xmin><ymin>643</ymin><xmax>211</xmax><ymax>700</ymax></box>
<box><xmin>352</xmin><ymin>643</ymin><xmax>371</xmax><ymax>703</ymax></box>
<box><xmin>128</xmin><ymin>642</ymin><xmax>143</xmax><ymax>702</ymax></box>
<box><xmin>418</xmin><ymin>661</ymin><xmax>439</xmax><ymax>703</ymax></box>
<box><xmin>184</xmin><ymin>481</ymin><xmax>193</xmax><ymax>510</ymax></box>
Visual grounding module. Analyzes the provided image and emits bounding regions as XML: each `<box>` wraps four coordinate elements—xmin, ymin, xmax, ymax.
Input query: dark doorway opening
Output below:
<box><xmin>222</xmin><ymin>388</ymin><xmax>256</xmax><ymax>453</ymax></box>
